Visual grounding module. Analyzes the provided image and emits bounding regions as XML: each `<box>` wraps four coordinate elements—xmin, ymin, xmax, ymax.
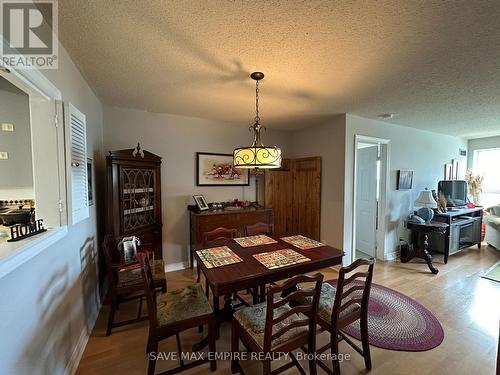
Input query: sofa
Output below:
<box><xmin>485</xmin><ymin>205</ymin><xmax>500</xmax><ymax>250</ymax></box>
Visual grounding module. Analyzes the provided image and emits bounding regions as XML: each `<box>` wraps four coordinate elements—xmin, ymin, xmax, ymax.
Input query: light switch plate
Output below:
<box><xmin>1</xmin><ymin>123</ymin><xmax>14</xmax><ymax>132</ymax></box>
<box><xmin>0</xmin><ymin>152</ymin><xmax>8</xmax><ymax>160</ymax></box>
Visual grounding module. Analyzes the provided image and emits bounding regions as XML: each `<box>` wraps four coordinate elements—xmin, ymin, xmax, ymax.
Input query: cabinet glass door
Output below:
<box><xmin>121</xmin><ymin>167</ymin><xmax>156</xmax><ymax>231</ymax></box>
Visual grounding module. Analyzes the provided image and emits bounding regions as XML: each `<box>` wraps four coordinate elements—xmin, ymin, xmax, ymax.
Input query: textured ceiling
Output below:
<box><xmin>58</xmin><ymin>0</ymin><xmax>500</xmax><ymax>138</ymax></box>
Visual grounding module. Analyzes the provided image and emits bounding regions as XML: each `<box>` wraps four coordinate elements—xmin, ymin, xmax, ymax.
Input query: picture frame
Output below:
<box><xmin>193</xmin><ymin>194</ymin><xmax>209</xmax><ymax>211</ymax></box>
<box><xmin>444</xmin><ymin>163</ymin><xmax>453</xmax><ymax>180</ymax></box>
<box><xmin>452</xmin><ymin>159</ymin><xmax>460</xmax><ymax>180</ymax></box>
<box><xmin>397</xmin><ymin>170</ymin><xmax>414</xmax><ymax>190</ymax></box>
<box><xmin>196</xmin><ymin>152</ymin><xmax>250</xmax><ymax>186</ymax></box>
<box><xmin>87</xmin><ymin>158</ymin><xmax>94</xmax><ymax>206</ymax></box>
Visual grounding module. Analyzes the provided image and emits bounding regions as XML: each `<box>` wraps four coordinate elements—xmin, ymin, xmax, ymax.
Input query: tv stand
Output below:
<box><xmin>428</xmin><ymin>207</ymin><xmax>483</xmax><ymax>263</ymax></box>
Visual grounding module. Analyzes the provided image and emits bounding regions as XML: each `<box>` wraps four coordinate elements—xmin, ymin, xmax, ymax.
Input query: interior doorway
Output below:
<box><xmin>353</xmin><ymin>136</ymin><xmax>390</xmax><ymax>261</ymax></box>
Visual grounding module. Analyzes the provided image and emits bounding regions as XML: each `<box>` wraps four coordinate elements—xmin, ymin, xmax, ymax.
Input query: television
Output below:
<box><xmin>438</xmin><ymin>180</ymin><xmax>468</xmax><ymax>207</ymax></box>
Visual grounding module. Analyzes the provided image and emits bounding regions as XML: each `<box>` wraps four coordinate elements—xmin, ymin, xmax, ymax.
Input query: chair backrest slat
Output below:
<box><xmin>245</xmin><ymin>222</ymin><xmax>274</xmax><ymax>236</ymax></box>
<box><xmin>273</xmin><ymin>288</ymin><xmax>315</xmax><ymax>309</ymax></box>
<box><xmin>331</xmin><ymin>258</ymin><xmax>375</xmax><ymax>327</ymax></box>
<box><xmin>271</xmin><ymin>318</ymin><xmax>310</xmax><ymax>341</ymax></box>
<box><xmin>203</xmin><ymin>227</ymin><xmax>239</xmax><ymax>244</ymax></box>
<box><xmin>342</xmin><ymin>285</ymin><xmax>366</xmax><ymax>299</ymax></box>
<box><xmin>344</xmin><ymin>271</ymin><xmax>370</xmax><ymax>285</ymax></box>
<box><xmin>263</xmin><ymin>273</ymin><xmax>323</xmax><ymax>351</ymax></box>
<box><xmin>141</xmin><ymin>252</ymin><xmax>158</xmax><ymax>328</ymax></box>
<box><xmin>102</xmin><ymin>235</ymin><xmax>119</xmax><ymax>287</ymax></box>
<box><xmin>272</xmin><ymin>305</ymin><xmax>312</xmax><ymax>325</ymax></box>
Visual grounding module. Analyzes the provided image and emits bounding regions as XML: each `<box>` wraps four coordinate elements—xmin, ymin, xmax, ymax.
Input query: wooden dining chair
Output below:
<box><xmin>141</xmin><ymin>251</ymin><xmax>216</xmax><ymax>375</ymax></box>
<box><xmin>102</xmin><ymin>235</ymin><xmax>166</xmax><ymax>336</ymax></box>
<box><xmin>196</xmin><ymin>227</ymin><xmax>240</xmax><ymax>283</ymax></box>
<box><xmin>231</xmin><ymin>273</ymin><xmax>324</xmax><ymax>375</ymax></box>
<box><xmin>245</xmin><ymin>222</ymin><xmax>274</xmax><ymax>236</ymax></box>
<box><xmin>300</xmin><ymin>258</ymin><xmax>375</xmax><ymax>375</ymax></box>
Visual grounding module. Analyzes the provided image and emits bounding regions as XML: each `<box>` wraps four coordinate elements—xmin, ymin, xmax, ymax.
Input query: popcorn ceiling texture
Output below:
<box><xmin>58</xmin><ymin>0</ymin><xmax>500</xmax><ymax>138</ymax></box>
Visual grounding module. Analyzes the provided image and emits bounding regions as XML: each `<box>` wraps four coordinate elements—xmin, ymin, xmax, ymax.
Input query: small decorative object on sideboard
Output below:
<box><xmin>438</xmin><ymin>191</ymin><xmax>448</xmax><ymax>213</ymax></box>
<box><xmin>8</xmin><ymin>219</ymin><xmax>46</xmax><ymax>242</ymax></box>
<box><xmin>397</xmin><ymin>170</ymin><xmax>413</xmax><ymax>190</ymax></box>
<box><xmin>193</xmin><ymin>194</ymin><xmax>209</xmax><ymax>211</ymax></box>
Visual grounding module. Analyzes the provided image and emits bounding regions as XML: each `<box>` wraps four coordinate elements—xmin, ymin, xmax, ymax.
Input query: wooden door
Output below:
<box><xmin>355</xmin><ymin>146</ymin><xmax>378</xmax><ymax>255</ymax></box>
<box><xmin>292</xmin><ymin>157</ymin><xmax>321</xmax><ymax>240</ymax></box>
<box><xmin>265</xmin><ymin>157</ymin><xmax>321</xmax><ymax>240</ymax></box>
<box><xmin>265</xmin><ymin>159</ymin><xmax>293</xmax><ymax>235</ymax></box>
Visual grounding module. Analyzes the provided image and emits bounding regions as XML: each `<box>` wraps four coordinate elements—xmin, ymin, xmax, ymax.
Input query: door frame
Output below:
<box><xmin>352</xmin><ymin>135</ymin><xmax>391</xmax><ymax>261</ymax></box>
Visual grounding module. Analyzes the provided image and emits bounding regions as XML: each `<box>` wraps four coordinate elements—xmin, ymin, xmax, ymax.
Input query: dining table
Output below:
<box><xmin>193</xmin><ymin>234</ymin><xmax>344</xmax><ymax>327</ymax></box>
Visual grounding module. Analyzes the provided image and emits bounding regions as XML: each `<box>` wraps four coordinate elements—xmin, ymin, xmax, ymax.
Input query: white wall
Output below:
<box><xmin>0</xmin><ymin>44</ymin><xmax>104</xmax><ymax>374</ymax></box>
<box><xmin>288</xmin><ymin>115</ymin><xmax>346</xmax><ymax>252</ymax></box>
<box><xmin>344</xmin><ymin>114</ymin><xmax>468</xmax><ymax>261</ymax></box>
<box><xmin>103</xmin><ymin>106</ymin><xmax>291</xmax><ymax>267</ymax></box>
<box><xmin>467</xmin><ymin>135</ymin><xmax>500</xmax><ymax>168</ymax></box>
<box><xmin>0</xmin><ymin>88</ymin><xmax>33</xmax><ymax>199</ymax></box>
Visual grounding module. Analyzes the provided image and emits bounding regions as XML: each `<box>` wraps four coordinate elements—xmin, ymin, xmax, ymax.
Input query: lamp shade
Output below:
<box><xmin>233</xmin><ymin>146</ymin><xmax>282</xmax><ymax>169</ymax></box>
<box><xmin>415</xmin><ymin>190</ymin><xmax>437</xmax><ymax>208</ymax></box>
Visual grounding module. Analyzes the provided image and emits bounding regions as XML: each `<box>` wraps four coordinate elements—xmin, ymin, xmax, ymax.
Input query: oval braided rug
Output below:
<box><xmin>327</xmin><ymin>280</ymin><xmax>444</xmax><ymax>351</ymax></box>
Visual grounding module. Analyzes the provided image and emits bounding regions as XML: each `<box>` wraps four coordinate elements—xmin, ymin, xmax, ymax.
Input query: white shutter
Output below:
<box><xmin>66</xmin><ymin>103</ymin><xmax>89</xmax><ymax>224</ymax></box>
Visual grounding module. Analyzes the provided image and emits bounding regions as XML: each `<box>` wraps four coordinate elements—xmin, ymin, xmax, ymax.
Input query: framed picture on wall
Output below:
<box><xmin>452</xmin><ymin>159</ymin><xmax>460</xmax><ymax>180</ymax></box>
<box><xmin>397</xmin><ymin>170</ymin><xmax>414</xmax><ymax>190</ymax></box>
<box><xmin>196</xmin><ymin>152</ymin><xmax>250</xmax><ymax>186</ymax></box>
<box><xmin>444</xmin><ymin>163</ymin><xmax>453</xmax><ymax>180</ymax></box>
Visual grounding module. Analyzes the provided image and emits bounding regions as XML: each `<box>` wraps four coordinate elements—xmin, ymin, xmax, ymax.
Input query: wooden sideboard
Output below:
<box><xmin>189</xmin><ymin>207</ymin><xmax>273</xmax><ymax>268</ymax></box>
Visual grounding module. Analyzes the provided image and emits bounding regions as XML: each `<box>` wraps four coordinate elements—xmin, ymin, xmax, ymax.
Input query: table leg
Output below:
<box><xmin>423</xmin><ymin>233</ymin><xmax>439</xmax><ymax>274</ymax></box>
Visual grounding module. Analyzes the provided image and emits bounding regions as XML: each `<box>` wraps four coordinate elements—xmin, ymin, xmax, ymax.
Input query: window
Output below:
<box><xmin>66</xmin><ymin>103</ymin><xmax>89</xmax><ymax>224</ymax></box>
<box><xmin>473</xmin><ymin>148</ymin><xmax>500</xmax><ymax>207</ymax></box>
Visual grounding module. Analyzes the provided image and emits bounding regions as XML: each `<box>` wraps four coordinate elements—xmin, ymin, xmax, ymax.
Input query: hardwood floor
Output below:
<box><xmin>77</xmin><ymin>245</ymin><xmax>500</xmax><ymax>375</ymax></box>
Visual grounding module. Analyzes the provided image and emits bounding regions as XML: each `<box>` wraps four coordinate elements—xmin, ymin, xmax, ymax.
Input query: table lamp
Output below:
<box><xmin>414</xmin><ymin>189</ymin><xmax>437</xmax><ymax>222</ymax></box>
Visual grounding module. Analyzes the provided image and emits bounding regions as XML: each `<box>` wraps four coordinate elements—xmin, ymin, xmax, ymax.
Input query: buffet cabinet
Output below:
<box><xmin>106</xmin><ymin>147</ymin><xmax>163</xmax><ymax>259</ymax></box>
<box><xmin>189</xmin><ymin>207</ymin><xmax>273</xmax><ymax>267</ymax></box>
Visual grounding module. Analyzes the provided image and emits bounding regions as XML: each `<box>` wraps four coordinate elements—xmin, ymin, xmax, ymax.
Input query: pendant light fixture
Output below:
<box><xmin>233</xmin><ymin>72</ymin><xmax>282</xmax><ymax>170</ymax></box>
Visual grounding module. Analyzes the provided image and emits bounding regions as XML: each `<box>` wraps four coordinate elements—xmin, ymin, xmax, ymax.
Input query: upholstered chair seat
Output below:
<box><xmin>298</xmin><ymin>283</ymin><xmax>361</xmax><ymax>322</ymax></box>
<box><xmin>234</xmin><ymin>301</ymin><xmax>309</xmax><ymax>349</ymax></box>
<box><xmin>117</xmin><ymin>260</ymin><xmax>165</xmax><ymax>288</ymax></box>
<box><xmin>156</xmin><ymin>283</ymin><xmax>213</xmax><ymax>327</ymax></box>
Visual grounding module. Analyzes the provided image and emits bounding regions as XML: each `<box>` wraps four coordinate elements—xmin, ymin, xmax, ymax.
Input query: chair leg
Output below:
<box><xmin>308</xmin><ymin>328</ymin><xmax>317</xmax><ymax>375</ymax></box>
<box><xmin>106</xmin><ymin>297</ymin><xmax>117</xmax><ymax>336</ymax></box>
<box><xmin>331</xmin><ymin>331</ymin><xmax>341</xmax><ymax>375</ymax></box>
<box><xmin>137</xmin><ymin>296</ymin><xmax>143</xmax><ymax>319</ymax></box>
<box><xmin>209</xmin><ymin>316</ymin><xmax>217</xmax><ymax>371</ymax></box>
<box><xmin>146</xmin><ymin>330</ymin><xmax>152</xmax><ymax>354</ymax></box>
<box><xmin>231</xmin><ymin>320</ymin><xmax>240</xmax><ymax>374</ymax></box>
<box><xmin>263</xmin><ymin>358</ymin><xmax>271</xmax><ymax>375</ymax></box>
<box><xmin>147</xmin><ymin>338</ymin><xmax>158</xmax><ymax>375</ymax></box>
<box><xmin>175</xmin><ymin>333</ymin><xmax>185</xmax><ymax>368</ymax></box>
<box><xmin>360</xmin><ymin>314</ymin><xmax>372</xmax><ymax>370</ymax></box>
<box><xmin>252</xmin><ymin>287</ymin><xmax>258</xmax><ymax>305</ymax></box>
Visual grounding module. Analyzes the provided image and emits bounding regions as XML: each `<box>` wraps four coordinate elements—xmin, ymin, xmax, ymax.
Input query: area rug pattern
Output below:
<box><xmin>482</xmin><ymin>260</ymin><xmax>500</xmax><ymax>283</ymax></box>
<box><xmin>327</xmin><ymin>280</ymin><xmax>444</xmax><ymax>351</ymax></box>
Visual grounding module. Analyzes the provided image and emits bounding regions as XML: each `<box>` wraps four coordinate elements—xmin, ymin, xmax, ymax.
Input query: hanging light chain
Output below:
<box><xmin>255</xmin><ymin>79</ymin><xmax>260</xmax><ymax>123</ymax></box>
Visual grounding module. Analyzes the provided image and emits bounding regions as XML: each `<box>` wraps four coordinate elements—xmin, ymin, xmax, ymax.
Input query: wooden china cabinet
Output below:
<box><xmin>105</xmin><ymin>145</ymin><xmax>163</xmax><ymax>259</ymax></box>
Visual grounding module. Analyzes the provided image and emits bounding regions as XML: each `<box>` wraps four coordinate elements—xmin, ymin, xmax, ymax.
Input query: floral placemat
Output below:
<box><xmin>196</xmin><ymin>246</ymin><xmax>243</xmax><ymax>269</ymax></box>
<box><xmin>280</xmin><ymin>235</ymin><xmax>324</xmax><ymax>250</ymax></box>
<box><xmin>234</xmin><ymin>234</ymin><xmax>278</xmax><ymax>247</ymax></box>
<box><xmin>253</xmin><ymin>248</ymin><xmax>310</xmax><ymax>270</ymax></box>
